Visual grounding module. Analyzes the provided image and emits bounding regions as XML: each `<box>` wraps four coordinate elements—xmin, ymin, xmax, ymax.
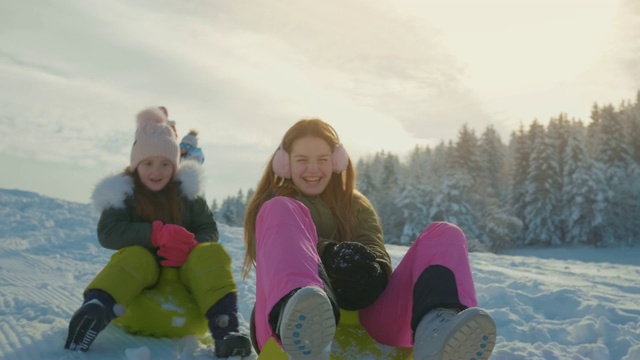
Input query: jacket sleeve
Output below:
<box><xmin>185</xmin><ymin>196</ymin><xmax>219</xmax><ymax>243</ymax></box>
<box><xmin>96</xmin><ymin>206</ymin><xmax>154</xmax><ymax>250</ymax></box>
<box><xmin>352</xmin><ymin>193</ymin><xmax>392</xmax><ymax>279</ymax></box>
<box><xmin>317</xmin><ymin>237</ymin><xmax>335</xmax><ymax>259</ymax></box>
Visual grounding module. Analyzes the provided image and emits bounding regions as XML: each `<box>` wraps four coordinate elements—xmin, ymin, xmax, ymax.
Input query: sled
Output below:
<box><xmin>113</xmin><ymin>267</ymin><xmax>209</xmax><ymax>339</ymax></box>
<box><xmin>258</xmin><ymin>309</ymin><xmax>413</xmax><ymax>359</ymax></box>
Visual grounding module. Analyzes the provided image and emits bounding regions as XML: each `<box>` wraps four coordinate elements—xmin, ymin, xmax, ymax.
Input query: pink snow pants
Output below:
<box><xmin>253</xmin><ymin>196</ymin><xmax>478</xmax><ymax>350</ymax></box>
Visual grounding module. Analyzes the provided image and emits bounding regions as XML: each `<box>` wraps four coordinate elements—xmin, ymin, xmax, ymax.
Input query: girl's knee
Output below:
<box><xmin>417</xmin><ymin>222</ymin><xmax>467</xmax><ymax>246</ymax></box>
<box><xmin>259</xmin><ymin>196</ymin><xmax>310</xmax><ymax>221</ymax></box>
<box><xmin>113</xmin><ymin>246</ymin><xmax>159</xmax><ymax>284</ymax></box>
<box><xmin>256</xmin><ymin>197</ymin><xmax>317</xmax><ymax>248</ymax></box>
<box><xmin>113</xmin><ymin>246</ymin><xmax>157</xmax><ymax>266</ymax></box>
<box><xmin>188</xmin><ymin>242</ymin><xmax>231</xmax><ymax>266</ymax></box>
<box><xmin>91</xmin><ymin>246</ymin><xmax>160</xmax><ymax>296</ymax></box>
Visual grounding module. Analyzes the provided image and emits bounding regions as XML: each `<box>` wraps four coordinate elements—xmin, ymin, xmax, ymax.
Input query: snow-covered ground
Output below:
<box><xmin>1</xmin><ymin>188</ymin><xmax>639</xmax><ymax>360</ymax></box>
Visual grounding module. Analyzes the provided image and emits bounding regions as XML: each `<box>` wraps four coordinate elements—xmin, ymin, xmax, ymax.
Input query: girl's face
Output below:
<box><xmin>137</xmin><ymin>156</ymin><xmax>174</xmax><ymax>192</ymax></box>
<box><xmin>180</xmin><ymin>142</ymin><xmax>191</xmax><ymax>155</ymax></box>
<box><xmin>289</xmin><ymin>136</ymin><xmax>333</xmax><ymax>197</ymax></box>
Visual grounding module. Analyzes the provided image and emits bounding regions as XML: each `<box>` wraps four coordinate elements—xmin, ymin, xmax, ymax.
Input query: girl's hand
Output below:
<box><xmin>321</xmin><ymin>242</ymin><xmax>381</xmax><ymax>281</ymax></box>
<box><xmin>151</xmin><ymin>221</ymin><xmax>198</xmax><ymax>267</ymax></box>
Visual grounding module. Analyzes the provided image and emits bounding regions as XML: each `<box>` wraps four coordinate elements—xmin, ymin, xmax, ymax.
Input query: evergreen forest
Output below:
<box><xmin>214</xmin><ymin>91</ymin><xmax>640</xmax><ymax>251</ymax></box>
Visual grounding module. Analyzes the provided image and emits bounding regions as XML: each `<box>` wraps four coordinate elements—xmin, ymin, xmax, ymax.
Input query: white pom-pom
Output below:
<box><xmin>136</xmin><ymin>107</ymin><xmax>167</xmax><ymax>126</ymax></box>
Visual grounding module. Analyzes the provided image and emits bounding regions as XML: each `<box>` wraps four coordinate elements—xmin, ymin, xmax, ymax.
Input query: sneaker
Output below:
<box><xmin>277</xmin><ymin>286</ymin><xmax>336</xmax><ymax>359</ymax></box>
<box><xmin>413</xmin><ymin>307</ymin><xmax>496</xmax><ymax>360</ymax></box>
<box><xmin>214</xmin><ymin>332</ymin><xmax>253</xmax><ymax>358</ymax></box>
<box><xmin>64</xmin><ymin>299</ymin><xmax>111</xmax><ymax>351</ymax></box>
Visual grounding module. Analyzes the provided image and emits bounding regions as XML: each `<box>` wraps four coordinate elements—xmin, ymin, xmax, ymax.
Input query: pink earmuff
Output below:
<box><xmin>272</xmin><ymin>146</ymin><xmax>291</xmax><ymax>178</ymax></box>
<box><xmin>331</xmin><ymin>144</ymin><xmax>349</xmax><ymax>173</ymax></box>
<box><xmin>272</xmin><ymin>144</ymin><xmax>349</xmax><ymax>179</ymax></box>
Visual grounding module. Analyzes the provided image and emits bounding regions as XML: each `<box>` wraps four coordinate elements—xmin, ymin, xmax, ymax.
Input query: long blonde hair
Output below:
<box><xmin>242</xmin><ymin>119</ymin><xmax>357</xmax><ymax>278</ymax></box>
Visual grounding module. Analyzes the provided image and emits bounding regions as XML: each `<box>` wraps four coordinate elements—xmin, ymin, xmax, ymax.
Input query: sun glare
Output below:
<box><xmin>411</xmin><ymin>0</ymin><xmax>618</xmax><ymax>95</ymax></box>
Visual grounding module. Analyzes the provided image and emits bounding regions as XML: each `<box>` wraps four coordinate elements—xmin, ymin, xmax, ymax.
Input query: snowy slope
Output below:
<box><xmin>1</xmin><ymin>188</ymin><xmax>639</xmax><ymax>360</ymax></box>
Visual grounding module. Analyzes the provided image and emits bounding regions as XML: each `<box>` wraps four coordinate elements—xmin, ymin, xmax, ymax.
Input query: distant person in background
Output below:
<box><xmin>180</xmin><ymin>129</ymin><xmax>205</xmax><ymax>164</ymax></box>
<box><xmin>64</xmin><ymin>107</ymin><xmax>251</xmax><ymax>357</ymax></box>
<box><xmin>158</xmin><ymin>106</ymin><xmax>178</xmax><ymax>138</ymax></box>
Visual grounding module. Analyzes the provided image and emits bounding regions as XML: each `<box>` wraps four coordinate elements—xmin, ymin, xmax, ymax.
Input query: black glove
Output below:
<box><xmin>321</xmin><ymin>242</ymin><xmax>382</xmax><ymax>281</ymax></box>
<box><xmin>331</xmin><ymin>266</ymin><xmax>387</xmax><ymax>310</ymax></box>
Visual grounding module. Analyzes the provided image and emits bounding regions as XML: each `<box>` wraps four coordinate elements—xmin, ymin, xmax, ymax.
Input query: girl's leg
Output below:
<box><xmin>359</xmin><ymin>222</ymin><xmax>477</xmax><ymax>347</ymax></box>
<box><xmin>66</xmin><ymin>246</ymin><xmax>159</xmax><ymax>351</ymax></box>
<box><xmin>253</xmin><ymin>196</ymin><xmax>333</xmax><ymax>351</ymax></box>
<box><xmin>179</xmin><ymin>242</ymin><xmax>237</xmax><ymax>315</ymax></box>
<box><xmin>85</xmin><ymin>245</ymin><xmax>160</xmax><ymax>305</ymax></box>
<box><xmin>179</xmin><ymin>242</ymin><xmax>251</xmax><ymax>358</ymax></box>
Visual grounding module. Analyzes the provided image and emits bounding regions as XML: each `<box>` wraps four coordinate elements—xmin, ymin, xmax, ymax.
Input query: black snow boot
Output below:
<box><xmin>64</xmin><ymin>289</ymin><xmax>118</xmax><ymax>351</ymax></box>
<box><xmin>206</xmin><ymin>292</ymin><xmax>252</xmax><ymax>358</ymax></box>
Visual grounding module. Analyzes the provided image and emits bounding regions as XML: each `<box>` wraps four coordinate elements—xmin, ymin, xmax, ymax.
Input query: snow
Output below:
<box><xmin>1</xmin><ymin>188</ymin><xmax>639</xmax><ymax>360</ymax></box>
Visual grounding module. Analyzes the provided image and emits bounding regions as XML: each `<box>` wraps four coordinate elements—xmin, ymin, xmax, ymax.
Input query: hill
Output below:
<box><xmin>0</xmin><ymin>188</ymin><xmax>638</xmax><ymax>359</ymax></box>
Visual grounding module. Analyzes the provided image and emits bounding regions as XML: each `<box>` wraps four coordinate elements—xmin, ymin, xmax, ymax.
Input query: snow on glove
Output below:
<box><xmin>151</xmin><ymin>220</ymin><xmax>198</xmax><ymax>267</ymax></box>
<box><xmin>321</xmin><ymin>242</ymin><xmax>382</xmax><ymax>281</ymax></box>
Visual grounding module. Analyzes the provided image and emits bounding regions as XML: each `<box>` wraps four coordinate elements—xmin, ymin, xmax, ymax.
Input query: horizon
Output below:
<box><xmin>1</xmin><ymin>0</ymin><xmax>639</xmax><ymax>204</ymax></box>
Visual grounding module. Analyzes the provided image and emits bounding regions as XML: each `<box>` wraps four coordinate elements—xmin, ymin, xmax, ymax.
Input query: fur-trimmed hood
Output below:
<box><xmin>91</xmin><ymin>160</ymin><xmax>206</xmax><ymax>214</ymax></box>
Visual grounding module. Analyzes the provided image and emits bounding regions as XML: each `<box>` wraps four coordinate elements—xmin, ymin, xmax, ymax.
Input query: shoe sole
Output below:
<box><xmin>440</xmin><ymin>308</ymin><xmax>496</xmax><ymax>360</ymax></box>
<box><xmin>416</xmin><ymin>308</ymin><xmax>496</xmax><ymax>360</ymax></box>
<box><xmin>64</xmin><ymin>300</ymin><xmax>109</xmax><ymax>352</ymax></box>
<box><xmin>279</xmin><ymin>286</ymin><xmax>336</xmax><ymax>359</ymax></box>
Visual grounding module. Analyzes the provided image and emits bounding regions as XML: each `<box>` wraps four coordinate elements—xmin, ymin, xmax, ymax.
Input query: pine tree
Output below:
<box><xmin>453</xmin><ymin>124</ymin><xmax>482</xmax><ymax>178</ymax></box>
<box><xmin>356</xmin><ymin>158</ymin><xmax>377</xmax><ymax>195</ymax></box>
<box><xmin>397</xmin><ymin>146</ymin><xmax>436</xmax><ymax>245</ymax></box>
<box><xmin>217</xmin><ymin>189</ymin><xmax>248</xmax><ymax>226</ymax></box>
<box><xmin>430</xmin><ymin>173</ymin><xmax>478</xmax><ymax>239</ymax></box>
<box><xmin>378</xmin><ymin>152</ymin><xmax>404</xmax><ymax>243</ymax></box>
<box><xmin>593</xmin><ymin>104</ymin><xmax>636</xmax><ymax>244</ymax></box>
<box><xmin>508</xmin><ymin>125</ymin><xmax>531</xmax><ymax>238</ymax></box>
<box><xmin>546</xmin><ymin>114</ymin><xmax>571</xmax><ymax>242</ymax></box>
<box><xmin>624</xmin><ymin>94</ymin><xmax>640</xmax><ymax>165</ymax></box>
<box><xmin>562</xmin><ymin>121</ymin><xmax>600</xmax><ymax>245</ymax></box>
<box><xmin>523</xmin><ymin>129</ymin><xmax>562</xmax><ymax>245</ymax></box>
<box><xmin>483</xmin><ymin>202</ymin><xmax>523</xmax><ymax>252</ymax></box>
<box><xmin>357</xmin><ymin>151</ymin><xmax>404</xmax><ymax>243</ymax></box>
<box><xmin>479</xmin><ymin>125</ymin><xmax>508</xmax><ymax>202</ymax></box>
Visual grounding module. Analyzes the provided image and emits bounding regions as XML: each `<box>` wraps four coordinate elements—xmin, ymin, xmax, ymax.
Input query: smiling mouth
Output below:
<box><xmin>303</xmin><ymin>177</ymin><xmax>321</xmax><ymax>183</ymax></box>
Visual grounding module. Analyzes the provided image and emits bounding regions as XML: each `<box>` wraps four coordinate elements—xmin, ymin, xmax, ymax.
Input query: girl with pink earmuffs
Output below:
<box><xmin>242</xmin><ymin>118</ymin><xmax>496</xmax><ymax>359</ymax></box>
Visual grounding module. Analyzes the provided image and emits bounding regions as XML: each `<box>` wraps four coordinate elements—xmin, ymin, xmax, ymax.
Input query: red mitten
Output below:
<box><xmin>157</xmin><ymin>241</ymin><xmax>196</xmax><ymax>267</ymax></box>
<box><xmin>151</xmin><ymin>221</ymin><xmax>198</xmax><ymax>267</ymax></box>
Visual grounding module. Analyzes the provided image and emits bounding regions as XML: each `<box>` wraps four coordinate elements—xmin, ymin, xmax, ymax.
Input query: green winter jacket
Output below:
<box><xmin>91</xmin><ymin>162</ymin><xmax>218</xmax><ymax>251</ymax></box>
<box><xmin>296</xmin><ymin>191</ymin><xmax>392</xmax><ymax>279</ymax></box>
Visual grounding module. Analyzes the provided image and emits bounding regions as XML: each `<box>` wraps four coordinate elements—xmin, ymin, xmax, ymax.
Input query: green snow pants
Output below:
<box><xmin>86</xmin><ymin>243</ymin><xmax>237</xmax><ymax>314</ymax></box>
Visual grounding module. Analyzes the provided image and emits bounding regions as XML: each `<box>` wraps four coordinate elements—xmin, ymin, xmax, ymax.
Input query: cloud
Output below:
<box><xmin>1</xmin><ymin>0</ymin><xmax>638</xmax><ymax>204</ymax></box>
<box><xmin>197</xmin><ymin>0</ymin><xmax>490</xmax><ymax>142</ymax></box>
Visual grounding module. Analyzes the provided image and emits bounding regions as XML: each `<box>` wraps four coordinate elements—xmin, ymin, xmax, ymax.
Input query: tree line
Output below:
<box><xmin>213</xmin><ymin>91</ymin><xmax>640</xmax><ymax>252</ymax></box>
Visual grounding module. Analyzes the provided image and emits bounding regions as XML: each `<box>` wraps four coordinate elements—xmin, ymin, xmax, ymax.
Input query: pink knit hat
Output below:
<box><xmin>130</xmin><ymin>107</ymin><xmax>180</xmax><ymax>171</ymax></box>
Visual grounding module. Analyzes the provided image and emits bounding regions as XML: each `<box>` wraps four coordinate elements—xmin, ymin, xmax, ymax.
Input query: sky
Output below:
<box><xmin>1</xmin><ymin>0</ymin><xmax>639</xmax><ymax>204</ymax></box>
<box><xmin>1</xmin><ymin>188</ymin><xmax>640</xmax><ymax>359</ymax></box>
